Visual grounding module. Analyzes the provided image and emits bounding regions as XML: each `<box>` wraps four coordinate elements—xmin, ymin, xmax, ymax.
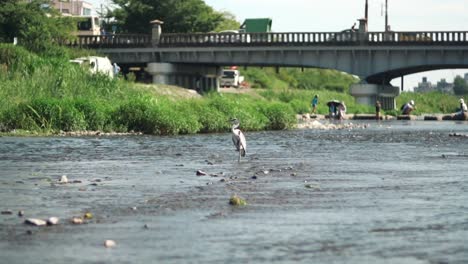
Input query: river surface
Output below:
<box><xmin>0</xmin><ymin>121</ymin><xmax>467</xmax><ymax>264</ymax></box>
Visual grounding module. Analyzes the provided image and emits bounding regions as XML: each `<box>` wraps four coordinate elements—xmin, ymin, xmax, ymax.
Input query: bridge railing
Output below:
<box><xmin>74</xmin><ymin>31</ymin><xmax>468</xmax><ymax>48</ymax></box>
<box><xmin>71</xmin><ymin>34</ymin><xmax>151</xmax><ymax>48</ymax></box>
<box><xmin>158</xmin><ymin>31</ymin><xmax>361</xmax><ymax>47</ymax></box>
<box><xmin>159</xmin><ymin>31</ymin><xmax>468</xmax><ymax>47</ymax></box>
<box><xmin>368</xmin><ymin>31</ymin><xmax>468</xmax><ymax>44</ymax></box>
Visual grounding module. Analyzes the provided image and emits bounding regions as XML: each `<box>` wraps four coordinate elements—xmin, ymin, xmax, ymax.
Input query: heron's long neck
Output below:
<box><xmin>232</xmin><ymin>124</ymin><xmax>239</xmax><ymax>132</ymax></box>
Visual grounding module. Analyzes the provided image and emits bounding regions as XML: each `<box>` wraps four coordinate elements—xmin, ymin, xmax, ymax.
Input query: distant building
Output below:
<box><xmin>51</xmin><ymin>0</ymin><xmax>93</xmax><ymax>16</ymax></box>
<box><xmin>414</xmin><ymin>77</ymin><xmax>434</xmax><ymax>93</ymax></box>
<box><xmin>436</xmin><ymin>78</ymin><xmax>454</xmax><ymax>94</ymax></box>
<box><xmin>414</xmin><ymin>76</ymin><xmax>456</xmax><ymax>94</ymax></box>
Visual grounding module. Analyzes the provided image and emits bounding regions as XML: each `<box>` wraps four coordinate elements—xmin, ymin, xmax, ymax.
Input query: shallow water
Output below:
<box><xmin>1</xmin><ymin>121</ymin><xmax>467</xmax><ymax>263</ymax></box>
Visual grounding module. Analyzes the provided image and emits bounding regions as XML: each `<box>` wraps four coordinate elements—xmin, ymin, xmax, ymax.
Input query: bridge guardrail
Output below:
<box><xmin>74</xmin><ymin>31</ymin><xmax>468</xmax><ymax>48</ymax></box>
<box><xmin>71</xmin><ymin>34</ymin><xmax>151</xmax><ymax>48</ymax></box>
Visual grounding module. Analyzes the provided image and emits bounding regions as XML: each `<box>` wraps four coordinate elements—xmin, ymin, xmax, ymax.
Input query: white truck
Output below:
<box><xmin>220</xmin><ymin>69</ymin><xmax>244</xmax><ymax>88</ymax></box>
<box><xmin>70</xmin><ymin>56</ymin><xmax>115</xmax><ymax>78</ymax></box>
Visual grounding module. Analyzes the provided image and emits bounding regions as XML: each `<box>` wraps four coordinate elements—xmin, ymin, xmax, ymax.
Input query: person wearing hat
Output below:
<box><xmin>401</xmin><ymin>100</ymin><xmax>415</xmax><ymax>115</ymax></box>
<box><xmin>454</xmin><ymin>98</ymin><xmax>468</xmax><ymax>119</ymax></box>
<box><xmin>459</xmin><ymin>98</ymin><xmax>467</xmax><ymax>113</ymax></box>
<box><xmin>311</xmin><ymin>95</ymin><xmax>319</xmax><ymax>114</ymax></box>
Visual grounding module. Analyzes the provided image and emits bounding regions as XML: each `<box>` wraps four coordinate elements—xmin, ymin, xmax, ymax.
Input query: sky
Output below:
<box><xmin>88</xmin><ymin>0</ymin><xmax>468</xmax><ymax>90</ymax></box>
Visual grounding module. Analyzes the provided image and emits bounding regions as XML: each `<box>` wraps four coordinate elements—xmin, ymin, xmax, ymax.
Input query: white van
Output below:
<box><xmin>70</xmin><ymin>56</ymin><xmax>114</xmax><ymax>78</ymax></box>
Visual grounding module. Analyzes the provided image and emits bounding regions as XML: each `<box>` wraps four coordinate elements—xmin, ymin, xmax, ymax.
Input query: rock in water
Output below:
<box><xmin>84</xmin><ymin>212</ymin><xmax>93</xmax><ymax>219</ymax></box>
<box><xmin>47</xmin><ymin>217</ymin><xmax>59</xmax><ymax>225</ymax></box>
<box><xmin>71</xmin><ymin>217</ymin><xmax>83</xmax><ymax>224</ymax></box>
<box><xmin>196</xmin><ymin>170</ymin><xmax>207</xmax><ymax>176</ymax></box>
<box><xmin>24</xmin><ymin>218</ymin><xmax>47</xmax><ymax>226</ymax></box>
<box><xmin>58</xmin><ymin>175</ymin><xmax>68</xmax><ymax>184</ymax></box>
<box><xmin>229</xmin><ymin>195</ymin><xmax>247</xmax><ymax>206</ymax></box>
<box><xmin>104</xmin><ymin>240</ymin><xmax>116</xmax><ymax>248</ymax></box>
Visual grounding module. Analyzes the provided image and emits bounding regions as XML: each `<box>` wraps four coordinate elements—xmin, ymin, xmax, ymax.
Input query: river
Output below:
<box><xmin>0</xmin><ymin>120</ymin><xmax>467</xmax><ymax>263</ymax></box>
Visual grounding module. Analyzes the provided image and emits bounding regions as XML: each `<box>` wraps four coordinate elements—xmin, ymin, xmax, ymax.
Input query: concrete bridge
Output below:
<box><xmin>76</xmin><ymin>24</ymin><xmax>468</xmax><ymax>109</ymax></box>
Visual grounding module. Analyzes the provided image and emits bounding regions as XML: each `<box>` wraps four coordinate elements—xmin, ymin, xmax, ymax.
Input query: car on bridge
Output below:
<box><xmin>205</xmin><ymin>30</ymin><xmax>251</xmax><ymax>44</ymax></box>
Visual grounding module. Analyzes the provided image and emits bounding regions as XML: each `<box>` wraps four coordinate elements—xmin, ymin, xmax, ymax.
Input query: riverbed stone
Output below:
<box><xmin>104</xmin><ymin>240</ymin><xmax>116</xmax><ymax>248</ymax></box>
<box><xmin>58</xmin><ymin>175</ymin><xmax>68</xmax><ymax>184</ymax></box>
<box><xmin>196</xmin><ymin>170</ymin><xmax>207</xmax><ymax>176</ymax></box>
<box><xmin>47</xmin><ymin>217</ymin><xmax>59</xmax><ymax>225</ymax></box>
<box><xmin>71</xmin><ymin>217</ymin><xmax>84</xmax><ymax>224</ymax></box>
<box><xmin>25</xmin><ymin>218</ymin><xmax>47</xmax><ymax>226</ymax></box>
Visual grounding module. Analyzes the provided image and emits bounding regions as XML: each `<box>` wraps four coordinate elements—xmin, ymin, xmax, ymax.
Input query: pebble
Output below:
<box><xmin>1</xmin><ymin>210</ymin><xmax>13</xmax><ymax>215</ymax></box>
<box><xmin>104</xmin><ymin>240</ymin><xmax>116</xmax><ymax>248</ymax></box>
<box><xmin>196</xmin><ymin>170</ymin><xmax>207</xmax><ymax>176</ymax></box>
<box><xmin>84</xmin><ymin>212</ymin><xmax>93</xmax><ymax>219</ymax></box>
<box><xmin>251</xmin><ymin>176</ymin><xmax>257</xmax><ymax>180</ymax></box>
<box><xmin>47</xmin><ymin>217</ymin><xmax>59</xmax><ymax>225</ymax></box>
<box><xmin>449</xmin><ymin>133</ymin><xmax>468</xmax><ymax>138</ymax></box>
<box><xmin>24</xmin><ymin>218</ymin><xmax>47</xmax><ymax>226</ymax></box>
<box><xmin>18</xmin><ymin>210</ymin><xmax>24</xmax><ymax>217</ymax></box>
<box><xmin>71</xmin><ymin>217</ymin><xmax>84</xmax><ymax>224</ymax></box>
<box><xmin>58</xmin><ymin>175</ymin><xmax>68</xmax><ymax>184</ymax></box>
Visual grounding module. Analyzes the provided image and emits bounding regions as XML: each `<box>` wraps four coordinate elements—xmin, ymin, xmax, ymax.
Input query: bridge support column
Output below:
<box><xmin>146</xmin><ymin>63</ymin><xmax>221</xmax><ymax>93</ymax></box>
<box><xmin>350</xmin><ymin>84</ymin><xmax>400</xmax><ymax>110</ymax></box>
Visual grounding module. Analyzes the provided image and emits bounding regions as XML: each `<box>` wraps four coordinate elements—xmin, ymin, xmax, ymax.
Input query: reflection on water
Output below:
<box><xmin>0</xmin><ymin>121</ymin><xmax>467</xmax><ymax>263</ymax></box>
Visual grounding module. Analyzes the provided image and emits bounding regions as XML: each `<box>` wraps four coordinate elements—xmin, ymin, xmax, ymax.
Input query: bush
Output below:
<box><xmin>260</xmin><ymin>102</ymin><xmax>295</xmax><ymax>130</ymax></box>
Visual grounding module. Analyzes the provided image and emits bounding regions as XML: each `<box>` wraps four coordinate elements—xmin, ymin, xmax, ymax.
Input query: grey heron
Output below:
<box><xmin>230</xmin><ymin>118</ymin><xmax>246</xmax><ymax>162</ymax></box>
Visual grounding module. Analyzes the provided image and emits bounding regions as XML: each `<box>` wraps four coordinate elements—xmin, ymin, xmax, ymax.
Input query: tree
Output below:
<box><xmin>109</xmin><ymin>0</ymin><xmax>231</xmax><ymax>33</ymax></box>
<box><xmin>214</xmin><ymin>11</ymin><xmax>241</xmax><ymax>32</ymax></box>
<box><xmin>453</xmin><ymin>75</ymin><xmax>468</xmax><ymax>95</ymax></box>
<box><xmin>0</xmin><ymin>0</ymin><xmax>76</xmax><ymax>53</ymax></box>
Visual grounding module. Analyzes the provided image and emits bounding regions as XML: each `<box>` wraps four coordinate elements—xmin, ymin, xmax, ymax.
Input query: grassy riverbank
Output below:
<box><xmin>0</xmin><ymin>44</ymin><xmax>299</xmax><ymax>135</ymax></box>
<box><xmin>1</xmin><ymin>44</ymin><xmax>465</xmax><ymax>136</ymax></box>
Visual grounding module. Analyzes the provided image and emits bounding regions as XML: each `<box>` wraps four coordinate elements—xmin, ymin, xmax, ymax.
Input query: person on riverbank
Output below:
<box><xmin>401</xmin><ymin>100</ymin><xmax>415</xmax><ymax>115</ymax></box>
<box><xmin>328</xmin><ymin>104</ymin><xmax>336</xmax><ymax>118</ymax></box>
<box><xmin>311</xmin><ymin>95</ymin><xmax>319</xmax><ymax>114</ymax></box>
<box><xmin>454</xmin><ymin>98</ymin><xmax>467</xmax><ymax>119</ymax></box>
<box><xmin>337</xmin><ymin>101</ymin><xmax>347</xmax><ymax>120</ymax></box>
<box><xmin>113</xmin><ymin>63</ymin><xmax>120</xmax><ymax>77</ymax></box>
<box><xmin>375</xmin><ymin>100</ymin><xmax>382</xmax><ymax>120</ymax></box>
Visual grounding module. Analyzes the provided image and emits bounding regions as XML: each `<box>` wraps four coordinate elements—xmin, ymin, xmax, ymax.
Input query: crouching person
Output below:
<box><xmin>401</xmin><ymin>100</ymin><xmax>415</xmax><ymax>115</ymax></box>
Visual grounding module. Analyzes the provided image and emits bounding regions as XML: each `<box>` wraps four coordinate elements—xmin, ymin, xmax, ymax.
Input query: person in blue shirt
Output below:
<box><xmin>311</xmin><ymin>95</ymin><xmax>319</xmax><ymax>114</ymax></box>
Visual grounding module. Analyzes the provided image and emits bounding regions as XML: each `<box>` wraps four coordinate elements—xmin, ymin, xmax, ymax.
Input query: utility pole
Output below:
<box><xmin>365</xmin><ymin>0</ymin><xmax>368</xmax><ymax>21</ymax></box>
<box><xmin>385</xmin><ymin>0</ymin><xmax>389</xmax><ymax>32</ymax></box>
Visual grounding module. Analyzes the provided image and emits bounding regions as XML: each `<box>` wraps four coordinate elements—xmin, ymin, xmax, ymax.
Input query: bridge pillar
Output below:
<box><xmin>349</xmin><ymin>84</ymin><xmax>400</xmax><ymax>110</ymax></box>
<box><xmin>146</xmin><ymin>63</ymin><xmax>221</xmax><ymax>93</ymax></box>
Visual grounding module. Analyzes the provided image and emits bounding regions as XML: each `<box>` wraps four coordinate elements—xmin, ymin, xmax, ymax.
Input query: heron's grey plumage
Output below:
<box><xmin>230</xmin><ymin>118</ymin><xmax>246</xmax><ymax>162</ymax></box>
